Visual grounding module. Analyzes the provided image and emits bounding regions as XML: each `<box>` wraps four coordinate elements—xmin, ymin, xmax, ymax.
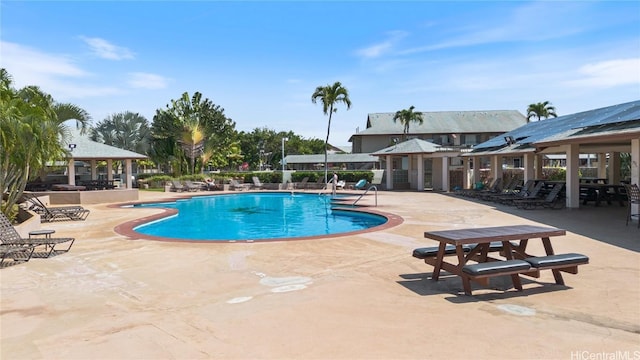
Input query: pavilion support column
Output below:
<box><xmin>597</xmin><ymin>153</ymin><xmax>607</xmax><ymax>179</ymax></box>
<box><xmin>534</xmin><ymin>153</ymin><xmax>543</xmax><ymax>179</ymax></box>
<box><xmin>462</xmin><ymin>156</ymin><xmax>470</xmax><ymax>189</ymax></box>
<box><xmin>491</xmin><ymin>155</ymin><xmax>503</xmax><ymax>183</ymax></box>
<box><xmin>441</xmin><ymin>156</ymin><xmax>450</xmax><ymax>192</ymax></box>
<box><xmin>67</xmin><ymin>159</ymin><xmax>76</xmax><ymax>186</ymax></box>
<box><xmin>385</xmin><ymin>155</ymin><xmax>393</xmax><ymax>190</ymax></box>
<box><xmin>565</xmin><ymin>143</ymin><xmax>580</xmax><ymax>209</ymax></box>
<box><xmin>90</xmin><ymin>160</ymin><xmax>97</xmax><ymax>180</ymax></box>
<box><xmin>106</xmin><ymin>159</ymin><xmax>113</xmax><ymax>182</ymax></box>
<box><xmin>471</xmin><ymin>156</ymin><xmax>480</xmax><ymax>188</ymax></box>
<box><xmin>630</xmin><ymin>139</ymin><xmax>640</xmax><ymax>220</ymax></box>
<box><xmin>523</xmin><ymin>153</ymin><xmax>535</xmax><ymax>183</ymax></box>
<box><xmin>417</xmin><ymin>154</ymin><xmax>424</xmax><ymax>191</ymax></box>
<box><xmin>125</xmin><ymin>159</ymin><xmax>133</xmax><ymax>189</ymax></box>
<box><xmin>631</xmin><ymin>140</ymin><xmax>640</xmax><ymax>184</ymax></box>
<box><xmin>608</xmin><ymin>152</ymin><xmax>621</xmax><ymax>184</ymax></box>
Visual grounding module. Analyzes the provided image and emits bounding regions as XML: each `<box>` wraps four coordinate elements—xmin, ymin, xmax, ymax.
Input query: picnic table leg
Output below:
<box><xmin>455</xmin><ymin>245</ymin><xmax>473</xmax><ymax>295</ymax></box>
<box><xmin>542</xmin><ymin>237</ymin><xmax>565</xmax><ymax>285</ymax></box>
<box><xmin>511</xmin><ymin>239</ymin><xmax>529</xmax><ymax>259</ymax></box>
<box><xmin>431</xmin><ymin>242</ymin><xmax>447</xmax><ymax>281</ymax></box>
<box><xmin>502</xmin><ymin>241</ymin><xmax>524</xmax><ymax>291</ymax></box>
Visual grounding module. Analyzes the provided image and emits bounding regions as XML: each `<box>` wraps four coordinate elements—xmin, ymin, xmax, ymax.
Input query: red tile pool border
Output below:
<box><xmin>111</xmin><ymin>192</ymin><xmax>404</xmax><ymax>243</ymax></box>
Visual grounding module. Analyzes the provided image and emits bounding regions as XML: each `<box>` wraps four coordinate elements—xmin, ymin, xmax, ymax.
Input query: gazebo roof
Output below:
<box><xmin>64</xmin><ymin>129</ymin><xmax>147</xmax><ymax>160</ymax></box>
<box><xmin>371</xmin><ymin>138</ymin><xmax>442</xmax><ymax>156</ymax></box>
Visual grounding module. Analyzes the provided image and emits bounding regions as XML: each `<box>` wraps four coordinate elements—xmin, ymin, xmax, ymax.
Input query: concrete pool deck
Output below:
<box><xmin>1</xmin><ymin>190</ymin><xmax>639</xmax><ymax>359</ymax></box>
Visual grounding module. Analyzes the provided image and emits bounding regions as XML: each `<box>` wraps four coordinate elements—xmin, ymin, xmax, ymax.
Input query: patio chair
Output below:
<box><xmin>251</xmin><ymin>176</ymin><xmax>264</xmax><ymax>190</ymax></box>
<box><xmin>295</xmin><ymin>177</ymin><xmax>309</xmax><ymax>190</ymax></box>
<box><xmin>0</xmin><ymin>212</ymin><xmax>75</xmax><ymax>258</ymax></box>
<box><xmin>205</xmin><ymin>178</ymin><xmax>221</xmax><ymax>191</ymax></box>
<box><xmin>624</xmin><ymin>184</ymin><xmax>640</xmax><ymax>228</ymax></box>
<box><xmin>354</xmin><ymin>179</ymin><xmax>368</xmax><ymax>190</ymax></box>
<box><xmin>496</xmin><ymin>181</ymin><xmax>544</xmax><ymax>206</ymax></box>
<box><xmin>22</xmin><ymin>193</ymin><xmax>90</xmax><ymax>222</ymax></box>
<box><xmin>183</xmin><ymin>180</ymin><xmax>204</xmax><ymax>192</ymax></box>
<box><xmin>0</xmin><ymin>244</ymin><xmax>36</xmax><ymax>268</ymax></box>
<box><xmin>514</xmin><ymin>183</ymin><xmax>565</xmax><ymax>210</ymax></box>
<box><xmin>229</xmin><ymin>179</ymin><xmax>251</xmax><ymax>191</ymax></box>
<box><xmin>480</xmin><ymin>177</ymin><xmax>520</xmax><ymax>201</ymax></box>
<box><xmin>469</xmin><ymin>178</ymin><xmax>503</xmax><ymax>199</ymax></box>
<box><xmin>457</xmin><ymin>177</ymin><xmax>494</xmax><ymax>197</ymax></box>
<box><xmin>170</xmin><ymin>180</ymin><xmax>186</xmax><ymax>192</ymax></box>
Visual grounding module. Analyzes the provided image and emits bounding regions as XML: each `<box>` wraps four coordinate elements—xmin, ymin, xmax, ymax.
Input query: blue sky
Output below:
<box><xmin>1</xmin><ymin>1</ymin><xmax>639</xmax><ymax>146</ymax></box>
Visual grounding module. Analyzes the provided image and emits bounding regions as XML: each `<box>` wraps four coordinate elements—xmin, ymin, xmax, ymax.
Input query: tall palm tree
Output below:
<box><xmin>526</xmin><ymin>101</ymin><xmax>558</xmax><ymax>122</ymax></box>
<box><xmin>393</xmin><ymin>105</ymin><xmax>424</xmax><ymax>140</ymax></box>
<box><xmin>311</xmin><ymin>81</ymin><xmax>352</xmax><ymax>183</ymax></box>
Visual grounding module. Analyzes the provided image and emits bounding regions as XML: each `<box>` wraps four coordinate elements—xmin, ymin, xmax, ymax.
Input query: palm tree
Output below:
<box><xmin>91</xmin><ymin>111</ymin><xmax>151</xmax><ymax>154</ymax></box>
<box><xmin>151</xmin><ymin>91</ymin><xmax>236</xmax><ymax>175</ymax></box>
<box><xmin>526</xmin><ymin>101</ymin><xmax>558</xmax><ymax>122</ymax></box>
<box><xmin>179</xmin><ymin>114</ymin><xmax>205</xmax><ymax>174</ymax></box>
<box><xmin>311</xmin><ymin>81</ymin><xmax>352</xmax><ymax>183</ymax></box>
<box><xmin>0</xmin><ymin>70</ymin><xmax>90</xmax><ymax>217</ymax></box>
<box><xmin>393</xmin><ymin>105</ymin><xmax>424</xmax><ymax>140</ymax></box>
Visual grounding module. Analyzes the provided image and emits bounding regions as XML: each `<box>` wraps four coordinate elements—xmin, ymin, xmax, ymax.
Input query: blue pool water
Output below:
<box><xmin>133</xmin><ymin>193</ymin><xmax>387</xmax><ymax>241</ymax></box>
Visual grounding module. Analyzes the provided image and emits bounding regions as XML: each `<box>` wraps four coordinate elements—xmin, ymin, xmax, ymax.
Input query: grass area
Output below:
<box><xmin>139</xmin><ymin>187</ymin><xmax>165</xmax><ymax>192</ymax></box>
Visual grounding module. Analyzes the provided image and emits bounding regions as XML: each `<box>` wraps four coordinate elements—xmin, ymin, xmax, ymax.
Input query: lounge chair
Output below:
<box><xmin>205</xmin><ymin>179</ymin><xmax>221</xmax><ymax>191</ymax></box>
<box><xmin>295</xmin><ymin>177</ymin><xmax>309</xmax><ymax>190</ymax></box>
<box><xmin>514</xmin><ymin>183</ymin><xmax>565</xmax><ymax>209</ymax></box>
<box><xmin>354</xmin><ymin>179</ymin><xmax>368</xmax><ymax>190</ymax></box>
<box><xmin>251</xmin><ymin>176</ymin><xmax>264</xmax><ymax>190</ymax></box>
<box><xmin>471</xmin><ymin>178</ymin><xmax>503</xmax><ymax>199</ymax></box>
<box><xmin>183</xmin><ymin>180</ymin><xmax>204</xmax><ymax>192</ymax></box>
<box><xmin>479</xmin><ymin>177</ymin><xmax>520</xmax><ymax>201</ymax></box>
<box><xmin>22</xmin><ymin>193</ymin><xmax>90</xmax><ymax>222</ymax></box>
<box><xmin>170</xmin><ymin>180</ymin><xmax>186</xmax><ymax>192</ymax></box>
<box><xmin>229</xmin><ymin>179</ymin><xmax>251</xmax><ymax>191</ymax></box>
<box><xmin>494</xmin><ymin>181</ymin><xmax>544</xmax><ymax>206</ymax></box>
<box><xmin>0</xmin><ymin>244</ymin><xmax>36</xmax><ymax>268</ymax></box>
<box><xmin>0</xmin><ymin>212</ymin><xmax>75</xmax><ymax>258</ymax></box>
<box><xmin>327</xmin><ymin>177</ymin><xmax>345</xmax><ymax>190</ymax></box>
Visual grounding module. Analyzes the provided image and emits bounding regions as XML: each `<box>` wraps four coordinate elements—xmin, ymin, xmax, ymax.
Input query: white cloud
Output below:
<box><xmin>355</xmin><ymin>31</ymin><xmax>408</xmax><ymax>59</ymax></box>
<box><xmin>127</xmin><ymin>72</ymin><xmax>169</xmax><ymax>89</ymax></box>
<box><xmin>79</xmin><ymin>36</ymin><xmax>135</xmax><ymax>60</ymax></box>
<box><xmin>0</xmin><ymin>41</ymin><xmax>125</xmax><ymax>100</ymax></box>
<box><xmin>0</xmin><ymin>41</ymin><xmax>88</xmax><ymax>86</ymax></box>
<box><xmin>564</xmin><ymin>58</ymin><xmax>640</xmax><ymax>88</ymax></box>
<box><xmin>402</xmin><ymin>2</ymin><xmax>587</xmax><ymax>54</ymax></box>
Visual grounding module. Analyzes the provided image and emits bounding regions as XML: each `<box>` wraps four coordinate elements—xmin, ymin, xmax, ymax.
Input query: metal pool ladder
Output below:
<box><xmin>352</xmin><ymin>185</ymin><xmax>378</xmax><ymax>207</ymax></box>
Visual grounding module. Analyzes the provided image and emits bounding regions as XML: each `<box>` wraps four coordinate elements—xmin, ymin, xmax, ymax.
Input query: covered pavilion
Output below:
<box><xmin>36</xmin><ymin>129</ymin><xmax>148</xmax><ymax>205</ymax></box>
<box><xmin>371</xmin><ymin>138</ymin><xmax>471</xmax><ymax>191</ymax></box>
<box><xmin>466</xmin><ymin>100</ymin><xmax>640</xmax><ymax>209</ymax></box>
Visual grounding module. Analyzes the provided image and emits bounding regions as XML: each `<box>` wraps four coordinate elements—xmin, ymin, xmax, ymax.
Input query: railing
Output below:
<box><xmin>352</xmin><ymin>185</ymin><xmax>377</xmax><ymax>207</ymax></box>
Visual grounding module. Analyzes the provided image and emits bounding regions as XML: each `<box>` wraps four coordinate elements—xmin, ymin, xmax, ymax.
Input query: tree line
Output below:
<box><xmin>2</xmin><ymin>64</ymin><xmax>558</xmax><ymax>216</ymax></box>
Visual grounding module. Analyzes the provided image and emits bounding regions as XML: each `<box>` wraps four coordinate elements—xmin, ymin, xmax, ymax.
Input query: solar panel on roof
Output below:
<box><xmin>472</xmin><ymin>100</ymin><xmax>640</xmax><ymax>152</ymax></box>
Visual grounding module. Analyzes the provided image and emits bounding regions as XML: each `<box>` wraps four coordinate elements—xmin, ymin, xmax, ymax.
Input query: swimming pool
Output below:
<box><xmin>131</xmin><ymin>193</ymin><xmax>388</xmax><ymax>242</ymax></box>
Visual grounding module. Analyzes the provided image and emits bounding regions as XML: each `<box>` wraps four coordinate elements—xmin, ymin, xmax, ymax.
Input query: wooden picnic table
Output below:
<box><xmin>423</xmin><ymin>225</ymin><xmax>569</xmax><ymax>295</ymax></box>
<box><xmin>579</xmin><ymin>183</ymin><xmax>626</xmax><ymax>206</ymax></box>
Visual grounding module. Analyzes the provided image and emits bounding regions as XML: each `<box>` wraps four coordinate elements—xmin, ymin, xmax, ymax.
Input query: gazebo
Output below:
<box><xmin>41</xmin><ymin>129</ymin><xmax>148</xmax><ymax>205</ymax></box>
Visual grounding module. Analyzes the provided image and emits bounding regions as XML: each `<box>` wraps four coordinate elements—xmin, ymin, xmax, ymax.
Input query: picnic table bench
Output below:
<box><xmin>418</xmin><ymin>225</ymin><xmax>588</xmax><ymax>295</ymax></box>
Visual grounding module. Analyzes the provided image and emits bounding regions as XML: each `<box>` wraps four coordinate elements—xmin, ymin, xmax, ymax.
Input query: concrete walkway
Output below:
<box><xmin>1</xmin><ymin>190</ymin><xmax>638</xmax><ymax>359</ymax></box>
